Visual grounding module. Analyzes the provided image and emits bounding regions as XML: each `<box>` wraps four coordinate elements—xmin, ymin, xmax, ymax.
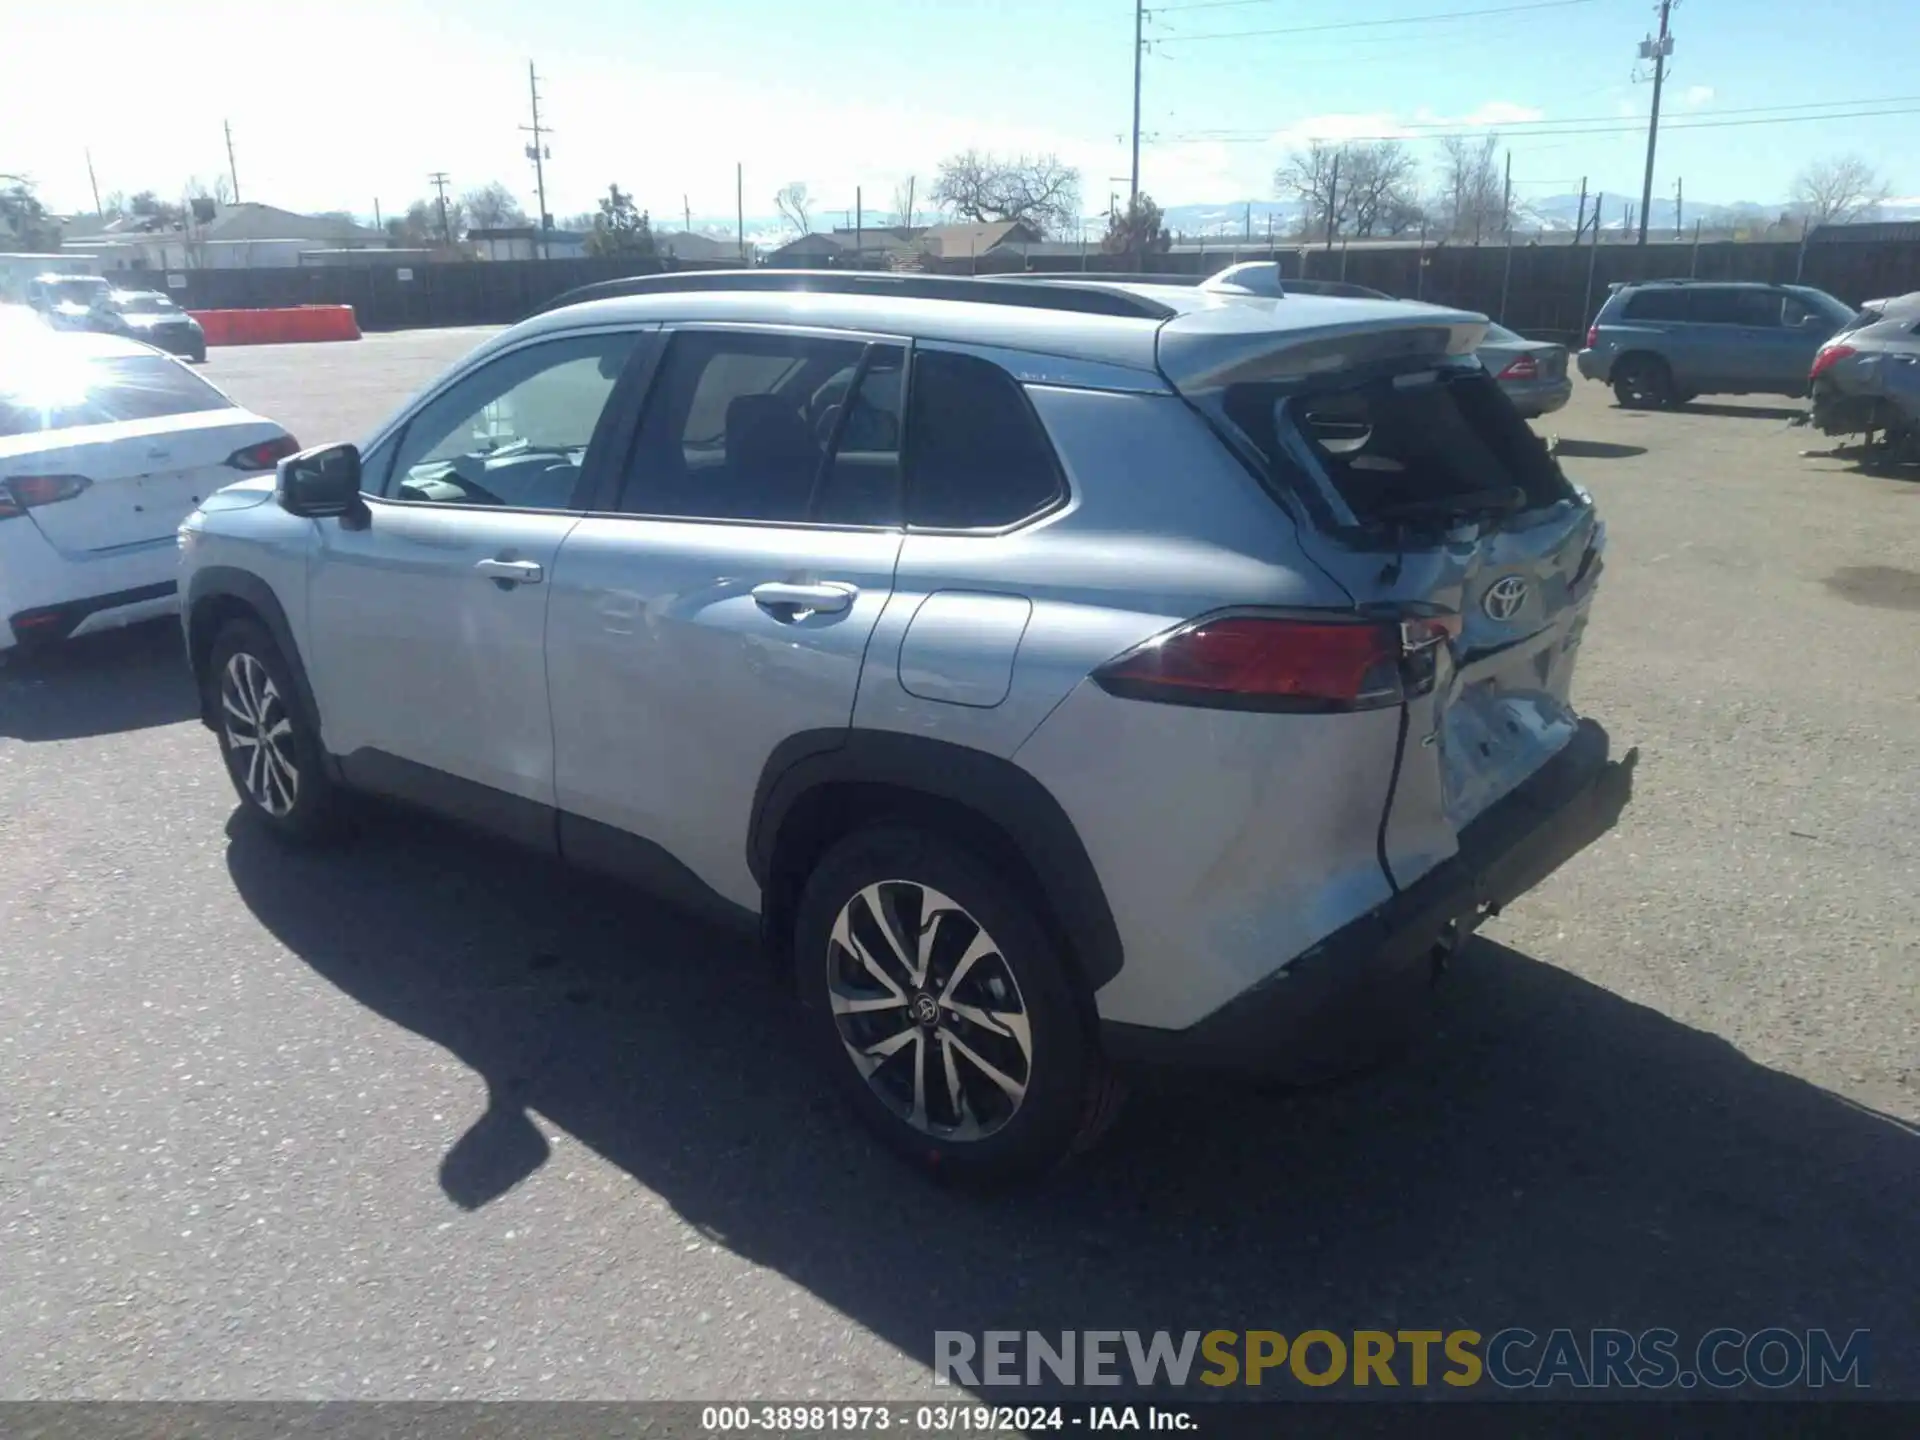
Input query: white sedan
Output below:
<box><xmin>0</xmin><ymin>331</ymin><xmax>296</xmax><ymax>653</ymax></box>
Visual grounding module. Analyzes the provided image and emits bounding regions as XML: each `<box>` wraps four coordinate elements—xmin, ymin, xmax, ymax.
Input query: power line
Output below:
<box><xmin>1151</xmin><ymin>0</ymin><xmax>1597</xmax><ymax>42</ymax></box>
<box><xmin>1163</xmin><ymin>96</ymin><xmax>1920</xmax><ymax>143</ymax></box>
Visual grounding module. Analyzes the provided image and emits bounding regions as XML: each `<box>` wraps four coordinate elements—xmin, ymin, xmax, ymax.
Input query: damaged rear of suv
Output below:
<box><xmin>1018</xmin><ymin>287</ymin><xmax>1636</xmax><ymax>1090</ymax></box>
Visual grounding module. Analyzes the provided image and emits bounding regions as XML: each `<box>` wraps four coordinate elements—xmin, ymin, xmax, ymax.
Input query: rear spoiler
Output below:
<box><xmin>1156</xmin><ymin>300</ymin><xmax>1489</xmax><ymax>395</ymax></box>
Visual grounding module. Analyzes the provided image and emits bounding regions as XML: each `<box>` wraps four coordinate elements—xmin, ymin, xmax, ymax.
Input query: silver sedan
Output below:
<box><xmin>1480</xmin><ymin>322</ymin><xmax>1572</xmax><ymax>419</ymax></box>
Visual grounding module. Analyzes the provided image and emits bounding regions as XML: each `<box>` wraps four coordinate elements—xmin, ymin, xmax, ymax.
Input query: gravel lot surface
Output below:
<box><xmin>2</xmin><ymin>329</ymin><xmax>1914</xmax><ymax>1399</ymax></box>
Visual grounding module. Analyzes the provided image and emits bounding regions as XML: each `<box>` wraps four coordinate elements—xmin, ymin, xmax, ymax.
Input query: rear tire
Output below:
<box><xmin>205</xmin><ymin>619</ymin><xmax>343</xmax><ymax>845</ymax></box>
<box><xmin>792</xmin><ymin>825</ymin><xmax>1109</xmax><ymax>1184</ymax></box>
<box><xmin>1612</xmin><ymin>355</ymin><xmax>1674</xmax><ymax>409</ymax></box>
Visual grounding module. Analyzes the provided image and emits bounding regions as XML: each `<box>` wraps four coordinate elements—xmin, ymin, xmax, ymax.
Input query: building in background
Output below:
<box><xmin>61</xmin><ymin>202</ymin><xmax>388</xmax><ymax>271</ymax></box>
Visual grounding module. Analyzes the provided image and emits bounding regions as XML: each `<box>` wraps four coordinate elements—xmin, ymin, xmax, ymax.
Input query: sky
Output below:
<box><xmin>5</xmin><ymin>0</ymin><xmax>1919</xmax><ymax>231</ymax></box>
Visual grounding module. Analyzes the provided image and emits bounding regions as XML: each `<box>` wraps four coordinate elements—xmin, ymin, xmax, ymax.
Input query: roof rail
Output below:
<box><xmin>533</xmin><ymin>269</ymin><xmax>1178</xmax><ymax>321</ymax></box>
<box><xmin>999</xmin><ymin>271</ymin><xmax>1203</xmax><ymax>287</ymax></box>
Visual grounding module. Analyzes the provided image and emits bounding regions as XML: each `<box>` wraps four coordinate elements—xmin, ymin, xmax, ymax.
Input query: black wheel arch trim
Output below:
<box><xmin>749</xmin><ymin>728</ymin><xmax>1124</xmax><ymax>991</ymax></box>
<box><xmin>184</xmin><ymin>566</ymin><xmax>324</xmax><ymax>750</ymax></box>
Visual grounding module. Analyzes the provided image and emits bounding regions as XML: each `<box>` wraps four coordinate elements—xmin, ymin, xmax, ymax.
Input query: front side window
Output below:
<box><xmin>378</xmin><ymin>331</ymin><xmax>638</xmax><ymax>509</ymax></box>
<box><xmin>618</xmin><ymin>330</ymin><xmax>905</xmax><ymax>526</ymax></box>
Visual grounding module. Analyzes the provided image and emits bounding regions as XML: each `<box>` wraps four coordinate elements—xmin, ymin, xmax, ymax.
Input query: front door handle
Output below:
<box><xmin>752</xmin><ymin>581</ymin><xmax>856</xmax><ymax>616</ymax></box>
<box><xmin>476</xmin><ymin>557</ymin><xmax>544</xmax><ymax>586</ymax></box>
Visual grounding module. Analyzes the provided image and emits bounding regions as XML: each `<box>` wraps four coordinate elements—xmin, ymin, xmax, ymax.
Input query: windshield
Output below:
<box><xmin>0</xmin><ymin>351</ymin><xmax>231</xmax><ymax>436</ymax></box>
<box><xmin>45</xmin><ymin>278</ymin><xmax>108</xmax><ymax>306</ymax></box>
<box><xmin>1481</xmin><ymin>322</ymin><xmax>1524</xmax><ymax>344</ymax></box>
<box><xmin>113</xmin><ymin>294</ymin><xmax>177</xmax><ymax>315</ymax></box>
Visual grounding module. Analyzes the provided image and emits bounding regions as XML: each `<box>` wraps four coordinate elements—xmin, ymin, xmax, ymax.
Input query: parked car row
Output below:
<box><xmin>24</xmin><ymin>272</ymin><xmax>207</xmax><ymax>362</ymax></box>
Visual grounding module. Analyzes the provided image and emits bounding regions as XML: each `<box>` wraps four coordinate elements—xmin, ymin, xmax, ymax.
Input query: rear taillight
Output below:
<box><xmin>1497</xmin><ymin>354</ymin><xmax>1540</xmax><ymax>381</ymax></box>
<box><xmin>227</xmin><ymin>434</ymin><xmax>301</xmax><ymax>471</ymax></box>
<box><xmin>0</xmin><ymin>474</ymin><xmax>91</xmax><ymax>521</ymax></box>
<box><xmin>1585</xmin><ymin>326</ymin><xmax>1598</xmax><ymax>348</ymax></box>
<box><xmin>1093</xmin><ymin>614</ymin><xmax>1415</xmax><ymax>713</ymax></box>
<box><xmin>1809</xmin><ymin>344</ymin><xmax>1854</xmax><ymax>381</ymax></box>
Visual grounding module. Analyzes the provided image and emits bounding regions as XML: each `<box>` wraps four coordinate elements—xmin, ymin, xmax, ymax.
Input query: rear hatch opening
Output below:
<box><xmin>1160</xmin><ymin>309</ymin><xmax>1608</xmax><ymax>893</ymax></box>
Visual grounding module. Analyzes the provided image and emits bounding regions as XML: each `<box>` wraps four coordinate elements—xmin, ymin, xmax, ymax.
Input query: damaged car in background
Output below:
<box><xmin>1806</xmin><ymin>291</ymin><xmax>1920</xmax><ymax>462</ymax></box>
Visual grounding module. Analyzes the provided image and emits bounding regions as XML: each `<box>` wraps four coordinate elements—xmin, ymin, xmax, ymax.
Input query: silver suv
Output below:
<box><xmin>179</xmin><ymin>271</ymin><xmax>1635</xmax><ymax>1182</ymax></box>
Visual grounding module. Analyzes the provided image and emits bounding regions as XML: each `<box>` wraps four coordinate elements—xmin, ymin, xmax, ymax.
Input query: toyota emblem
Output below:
<box><xmin>1482</xmin><ymin>575</ymin><xmax>1529</xmax><ymax>621</ymax></box>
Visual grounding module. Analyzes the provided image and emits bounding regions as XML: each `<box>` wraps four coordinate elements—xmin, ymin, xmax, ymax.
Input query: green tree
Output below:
<box><xmin>585</xmin><ymin>184</ymin><xmax>656</xmax><ymax>257</ymax></box>
<box><xmin>1101</xmin><ymin>193</ymin><xmax>1172</xmax><ymax>257</ymax></box>
<box><xmin>1</xmin><ymin>175</ymin><xmax>64</xmax><ymax>251</ymax></box>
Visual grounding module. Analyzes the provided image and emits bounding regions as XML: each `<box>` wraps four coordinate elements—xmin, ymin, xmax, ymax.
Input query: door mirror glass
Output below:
<box><xmin>278</xmin><ymin>443</ymin><xmax>364</xmax><ymax>518</ymax></box>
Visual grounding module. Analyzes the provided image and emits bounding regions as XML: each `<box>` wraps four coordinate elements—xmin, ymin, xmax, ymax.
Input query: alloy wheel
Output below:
<box><xmin>825</xmin><ymin>880</ymin><xmax>1034</xmax><ymax>1142</ymax></box>
<box><xmin>220</xmin><ymin>652</ymin><xmax>299</xmax><ymax>817</ymax></box>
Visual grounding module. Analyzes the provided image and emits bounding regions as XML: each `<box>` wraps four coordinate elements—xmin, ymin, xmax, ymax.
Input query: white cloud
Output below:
<box><xmin>1457</xmin><ymin>101</ymin><xmax>1547</xmax><ymax>126</ymax></box>
<box><xmin>1681</xmin><ymin>85</ymin><xmax>1715</xmax><ymax>109</ymax></box>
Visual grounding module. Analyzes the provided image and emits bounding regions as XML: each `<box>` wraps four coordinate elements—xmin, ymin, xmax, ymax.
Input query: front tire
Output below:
<box><xmin>206</xmin><ymin>619</ymin><xmax>342</xmax><ymax>845</ymax></box>
<box><xmin>793</xmin><ymin>826</ymin><xmax>1106</xmax><ymax>1184</ymax></box>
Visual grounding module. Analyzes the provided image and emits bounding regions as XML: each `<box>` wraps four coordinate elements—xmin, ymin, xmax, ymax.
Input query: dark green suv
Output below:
<box><xmin>1576</xmin><ymin>280</ymin><xmax>1855</xmax><ymax>408</ymax></box>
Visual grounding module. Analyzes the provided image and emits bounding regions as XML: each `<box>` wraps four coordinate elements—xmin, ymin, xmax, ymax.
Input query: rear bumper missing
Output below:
<box><xmin>1102</xmin><ymin>719</ymin><xmax>1637</xmax><ymax>1082</ymax></box>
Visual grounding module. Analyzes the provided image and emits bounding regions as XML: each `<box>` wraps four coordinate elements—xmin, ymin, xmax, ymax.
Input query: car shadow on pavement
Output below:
<box><xmin>1548</xmin><ymin>439</ymin><xmax>1648</xmax><ymax>460</ymax></box>
<box><xmin>1673</xmin><ymin>402</ymin><xmax>1805</xmax><ymax>422</ymax></box>
<box><xmin>0</xmin><ymin>620</ymin><xmax>198</xmax><ymax>741</ymax></box>
<box><xmin>224</xmin><ymin>806</ymin><xmax>1920</xmax><ymax>1396</ymax></box>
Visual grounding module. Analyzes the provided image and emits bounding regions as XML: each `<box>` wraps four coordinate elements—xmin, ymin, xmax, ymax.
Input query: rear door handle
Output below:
<box><xmin>475</xmin><ymin>557</ymin><xmax>544</xmax><ymax>585</ymax></box>
<box><xmin>752</xmin><ymin>581</ymin><xmax>856</xmax><ymax>615</ymax></box>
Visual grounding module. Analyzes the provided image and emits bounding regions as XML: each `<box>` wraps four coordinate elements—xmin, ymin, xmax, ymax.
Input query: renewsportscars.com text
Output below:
<box><xmin>934</xmin><ymin>1328</ymin><xmax>1870</xmax><ymax>1391</ymax></box>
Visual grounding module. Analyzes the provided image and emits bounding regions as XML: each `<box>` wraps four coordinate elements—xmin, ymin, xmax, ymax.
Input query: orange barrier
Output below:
<box><xmin>188</xmin><ymin>305</ymin><xmax>361</xmax><ymax>346</ymax></box>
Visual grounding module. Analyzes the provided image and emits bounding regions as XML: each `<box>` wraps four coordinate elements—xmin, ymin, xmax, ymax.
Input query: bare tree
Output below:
<box><xmin>1791</xmin><ymin>155</ymin><xmax>1891</xmax><ymax>230</ymax></box>
<box><xmin>929</xmin><ymin>150</ymin><xmax>1081</xmax><ymax>237</ymax></box>
<box><xmin>774</xmin><ymin>181</ymin><xmax>813</xmax><ymax>236</ymax></box>
<box><xmin>1275</xmin><ymin>140</ymin><xmax>1423</xmax><ymax>240</ymax></box>
<box><xmin>1434</xmin><ymin>134</ymin><xmax>1505</xmax><ymax>241</ymax></box>
<box><xmin>462</xmin><ymin>181</ymin><xmax>528</xmax><ymax>230</ymax></box>
<box><xmin>1277</xmin><ymin>142</ymin><xmax>1415</xmax><ymax>238</ymax></box>
<box><xmin>890</xmin><ymin>176</ymin><xmax>920</xmax><ymax>229</ymax></box>
<box><xmin>1275</xmin><ymin>141</ymin><xmax>1342</xmax><ymax>240</ymax></box>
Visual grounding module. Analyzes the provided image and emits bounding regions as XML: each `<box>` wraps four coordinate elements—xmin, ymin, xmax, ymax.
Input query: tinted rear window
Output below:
<box><xmin>0</xmin><ymin>353</ymin><xmax>230</xmax><ymax>436</ymax></box>
<box><xmin>904</xmin><ymin>351</ymin><xmax>1063</xmax><ymax>529</ymax></box>
<box><xmin>1621</xmin><ymin>289</ymin><xmax>1690</xmax><ymax>322</ymax></box>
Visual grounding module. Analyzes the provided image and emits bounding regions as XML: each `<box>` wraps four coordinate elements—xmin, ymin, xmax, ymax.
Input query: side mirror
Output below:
<box><xmin>277</xmin><ymin>443</ymin><xmax>366</xmax><ymax>521</ymax></box>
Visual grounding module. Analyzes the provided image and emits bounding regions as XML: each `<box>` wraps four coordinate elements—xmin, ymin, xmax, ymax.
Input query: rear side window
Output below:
<box><xmin>619</xmin><ymin>330</ymin><xmax>905</xmax><ymax>526</ymax></box>
<box><xmin>1691</xmin><ymin>288</ymin><xmax>1780</xmax><ymax>327</ymax></box>
<box><xmin>904</xmin><ymin>350</ymin><xmax>1063</xmax><ymax>529</ymax></box>
<box><xmin>1228</xmin><ymin>368</ymin><xmax>1572</xmax><ymax>528</ymax></box>
<box><xmin>1621</xmin><ymin>289</ymin><xmax>1690</xmax><ymax>322</ymax></box>
<box><xmin>0</xmin><ymin>353</ymin><xmax>229</xmax><ymax>436</ymax></box>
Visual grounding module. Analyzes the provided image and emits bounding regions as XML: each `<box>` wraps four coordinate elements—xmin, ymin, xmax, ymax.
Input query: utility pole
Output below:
<box><xmin>1129</xmin><ymin>0</ymin><xmax>1144</xmax><ymax>212</ymax></box>
<box><xmin>85</xmin><ymin>148</ymin><xmax>102</xmax><ymax>215</ymax></box>
<box><xmin>1502</xmin><ymin>149</ymin><xmax>1512</xmax><ymax>235</ymax></box>
<box><xmin>1675</xmin><ymin>176</ymin><xmax>1683</xmax><ymax>240</ymax></box>
<box><xmin>683</xmin><ymin>194</ymin><xmax>691</xmax><ymax>234</ymax></box>
<box><xmin>1583</xmin><ymin>192</ymin><xmax>1603</xmax><ymax>328</ymax></box>
<box><xmin>856</xmin><ymin>185</ymin><xmax>863</xmax><ymax>261</ymax></box>
<box><xmin>737</xmin><ymin>162</ymin><xmax>745</xmax><ymax>262</ymax></box>
<box><xmin>522</xmin><ymin>61</ymin><xmax>553</xmax><ymax>260</ymax></box>
<box><xmin>1636</xmin><ymin>0</ymin><xmax>1674</xmax><ymax>246</ymax></box>
<box><xmin>224</xmin><ymin>119</ymin><xmax>240</xmax><ymax>203</ymax></box>
<box><xmin>1574</xmin><ymin>176</ymin><xmax>1588</xmax><ymax>243</ymax></box>
<box><xmin>1323</xmin><ymin>150</ymin><xmax>1340</xmax><ymax>251</ymax></box>
<box><xmin>428</xmin><ymin>171</ymin><xmax>452</xmax><ymax>243</ymax></box>
<box><xmin>374</xmin><ymin>199</ymin><xmax>383</xmax><ymax>231</ymax></box>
